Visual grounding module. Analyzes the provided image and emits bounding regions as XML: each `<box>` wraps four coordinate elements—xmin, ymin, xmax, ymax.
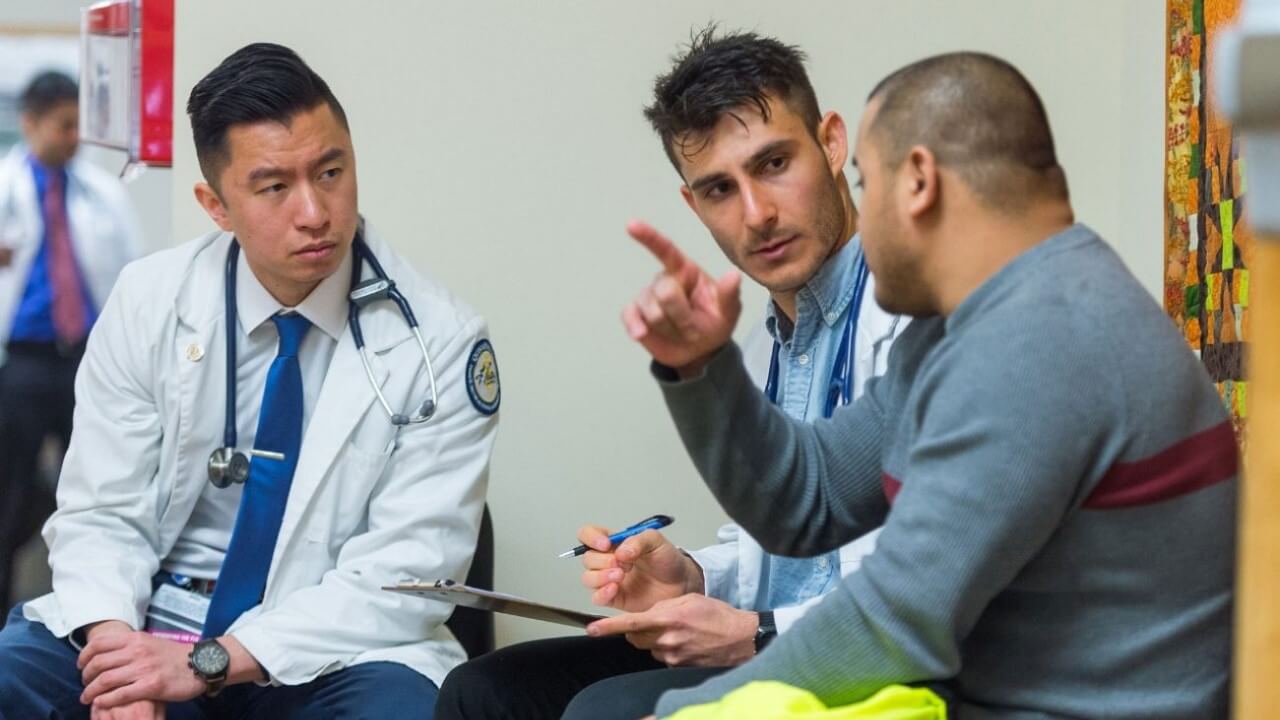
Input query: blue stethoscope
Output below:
<box><xmin>207</xmin><ymin>230</ymin><xmax>440</xmax><ymax>489</ymax></box>
<box><xmin>764</xmin><ymin>251</ymin><xmax>869</xmax><ymax>419</ymax></box>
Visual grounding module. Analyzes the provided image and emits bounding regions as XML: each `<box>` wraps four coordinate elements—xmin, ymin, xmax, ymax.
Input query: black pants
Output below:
<box><xmin>0</xmin><ymin>342</ymin><xmax>81</xmax><ymax>620</ymax></box>
<box><xmin>434</xmin><ymin>635</ymin><xmax>728</xmax><ymax>720</ymax></box>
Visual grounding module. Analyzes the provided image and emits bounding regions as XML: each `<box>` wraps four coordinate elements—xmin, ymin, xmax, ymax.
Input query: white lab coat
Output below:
<box><xmin>0</xmin><ymin>145</ymin><xmax>141</xmax><ymax>361</ymax></box>
<box><xmin>689</xmin><ymin>274</ymin><xmax>905</xmax><ymax>633</ymax></box>
<box><xmin>23</xmin><ymin>223</ymin><xmax>498</xmax><ymax>688</ymax></box>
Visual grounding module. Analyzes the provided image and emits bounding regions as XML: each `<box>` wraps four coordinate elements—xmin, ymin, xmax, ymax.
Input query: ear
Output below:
<box><xmin>902</xmin><ymin>145</ymin><xmax>939</xmax><ymax>218</ymax></box>
<box><xmin>817</xmin><ymin>111</ymin><xmax>849</xmax><ymax>177</ymax></box>
<box><xmin>194</xmin><ymin>182</ymin><xmax>233</xmax><ymax>232</ymax></box>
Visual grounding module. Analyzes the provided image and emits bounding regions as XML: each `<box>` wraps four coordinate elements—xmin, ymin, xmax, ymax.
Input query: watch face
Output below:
<box><xmin>191</xmin><ymin>640</ymin><xmax>229</xmax><ymax>675</ymax></box>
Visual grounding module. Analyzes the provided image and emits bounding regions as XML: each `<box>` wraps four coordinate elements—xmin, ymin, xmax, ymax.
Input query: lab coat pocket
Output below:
<box><xmin>306</xmin><ymin>441</ymin><xmax>395</xmax><ymax>548</ymax></box>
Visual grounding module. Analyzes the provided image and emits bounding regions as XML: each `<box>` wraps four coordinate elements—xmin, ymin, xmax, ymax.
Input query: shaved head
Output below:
<box><xmin>866</xmin><ymin>52</ymin><xmax>1067</xmax><ymax>210</ymax></box>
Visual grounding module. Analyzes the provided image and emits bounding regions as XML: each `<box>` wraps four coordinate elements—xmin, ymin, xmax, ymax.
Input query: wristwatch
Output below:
<box><xmin>188</xmin><ymin>638</ymin><xmax>230</xmax><ymax>696</ymax></box>
<box><xmin>754</xmin><ymin>610</ymin><xmax>777</xmax><ymax>653</ymax></box>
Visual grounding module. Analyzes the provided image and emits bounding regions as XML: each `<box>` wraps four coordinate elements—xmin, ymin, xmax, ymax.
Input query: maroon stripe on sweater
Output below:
<box><xmin>1084</xmin><ymin>420</ymin><xmax>1238</xmax><ymax>509</ymax></box>
<box><xmin>882</xmin><ymin>473</ymin><xmax>902</xmax><ymax>504</ymax></box>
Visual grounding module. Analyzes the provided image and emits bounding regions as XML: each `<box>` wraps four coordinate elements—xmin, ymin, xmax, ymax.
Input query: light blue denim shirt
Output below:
<box><xmin>754</xmin><ymin>234</ymin><xmax>866</xmax><ymax>610</ymax></box>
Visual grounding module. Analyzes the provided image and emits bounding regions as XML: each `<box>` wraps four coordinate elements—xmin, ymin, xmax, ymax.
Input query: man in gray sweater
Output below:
<box><xmin>608</xmin><ymin>52</ymin><xmax>1236</xmax><ymax>719</ymax></box>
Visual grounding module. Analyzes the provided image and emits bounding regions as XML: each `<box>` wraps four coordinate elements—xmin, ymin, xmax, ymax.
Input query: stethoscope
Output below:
<box><xmin>764</xmin><ymin>250</ymin><xmax>869</xmax><ymax>419</ymax></box>
<box><xmin>207</xmin><ymin>230</ymin><xmax>440</xmax><ymax>488</ymax></box>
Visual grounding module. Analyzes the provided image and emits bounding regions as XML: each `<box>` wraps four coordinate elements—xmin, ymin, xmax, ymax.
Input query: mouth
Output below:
<box><xmin>294</xmin><ymin>242</ymin><xmax>337</xmax><ymax>262</ymax></box>
<box><xmin>752</xmin><ymin>235</ymin><xmax>797</xmax><ymax>262</ymax></box>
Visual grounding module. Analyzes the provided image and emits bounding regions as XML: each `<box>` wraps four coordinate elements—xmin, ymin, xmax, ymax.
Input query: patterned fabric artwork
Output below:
<box><xmin>1165</xmin><ymin>0</ymin><xmax>1249</xmax><ymax>446</ymax></box>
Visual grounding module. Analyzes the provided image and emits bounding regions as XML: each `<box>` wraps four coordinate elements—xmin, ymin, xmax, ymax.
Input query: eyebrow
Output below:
<box><xmin>688</xmin><ymin>171</ymin><xmax>730</xmax><ymax>195</ymax></box>
<box><xmin>247</xmin><ymin>165</ymin><xmax>289</xmax><ymax>185</ymax></box>
<box><xmin>246</xmin><ymin>147</ymin><xmax>347</xmax><ymax>185</ymax></box>
<box><xmin>686</xmin><ymin>139</ymin><xmax>797</xmax><ymax>194</ymax></box>
<box><xmin>312</xmin><ymin>147</ymin><xmax>346</xmax><ymax>170</ymax></box>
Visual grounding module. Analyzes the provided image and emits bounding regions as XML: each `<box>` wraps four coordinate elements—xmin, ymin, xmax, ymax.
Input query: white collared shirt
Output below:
<box><xmin>162</xmin><ymin>248</ymin><xmax>352</xmax><ymax>579</ymax></box>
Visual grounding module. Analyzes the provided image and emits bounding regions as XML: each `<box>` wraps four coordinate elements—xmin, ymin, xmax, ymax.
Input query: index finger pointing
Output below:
<box><xmin>627</xmin><ymin>221</ymin><xmax>693</xmax><ymax>282</ymax></box>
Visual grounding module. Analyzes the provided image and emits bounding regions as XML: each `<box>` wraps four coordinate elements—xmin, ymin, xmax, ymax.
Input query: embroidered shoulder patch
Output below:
<box><xmin>465</xmin><ymin>339</ymin><xmax>501</xmax><ymax>415</ymax></box>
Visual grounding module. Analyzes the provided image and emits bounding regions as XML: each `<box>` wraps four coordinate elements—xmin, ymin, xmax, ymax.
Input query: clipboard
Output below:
<box><xmin>383</xmin><ymin>579</ymin><xmax>607</xmax><ymax>628</ymax></box>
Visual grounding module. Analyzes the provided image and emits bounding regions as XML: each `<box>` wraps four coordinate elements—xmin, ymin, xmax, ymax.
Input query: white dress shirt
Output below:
<box><xmin>163</xmin><ymin>248</ymin><xmax>351</xmax><ymax>579</ymax></box>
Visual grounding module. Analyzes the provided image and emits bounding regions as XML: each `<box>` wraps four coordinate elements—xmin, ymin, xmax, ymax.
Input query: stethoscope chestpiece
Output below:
<box><xmin>208</xmin><ymin>447</ymin><xmax>251</xmax><ymax>489</ymax></box>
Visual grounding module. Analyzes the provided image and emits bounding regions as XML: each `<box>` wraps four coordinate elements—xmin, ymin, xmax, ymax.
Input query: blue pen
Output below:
<box><xmin>558</xmin><ymin>514</ymin><xmax>674</xmax><ymax>558</ymax></box>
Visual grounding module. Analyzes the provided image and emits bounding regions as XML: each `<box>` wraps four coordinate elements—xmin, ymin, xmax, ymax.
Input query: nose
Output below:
<box><xmin>740</xmin><ymin>180</ymin><xmax>778</xmax><ymax>236</ymax></box>
<box><xmin>293</xmin><ymin>181</ymin><xmax>329</xmax><ymax>232</ymax></box>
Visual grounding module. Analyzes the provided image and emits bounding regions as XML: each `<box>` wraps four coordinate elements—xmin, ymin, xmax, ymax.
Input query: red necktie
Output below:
<box><xmin>43</xmin><ymin>172</ymin><xmax>87</xmax><ymax>345</ymax></box>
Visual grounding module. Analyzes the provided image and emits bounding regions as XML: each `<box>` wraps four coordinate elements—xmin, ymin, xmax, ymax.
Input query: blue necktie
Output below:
<box><xmin>204</xmin><ymin>313</ymin><xmax>311</xmax><ymax>638</ymax></box>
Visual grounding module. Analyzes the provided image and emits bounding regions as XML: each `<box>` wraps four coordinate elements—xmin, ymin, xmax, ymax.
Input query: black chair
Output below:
<box><xmin>444</xmin><ymin>504</ymin><xmax>494</xmax><ymax>659</ymax></box>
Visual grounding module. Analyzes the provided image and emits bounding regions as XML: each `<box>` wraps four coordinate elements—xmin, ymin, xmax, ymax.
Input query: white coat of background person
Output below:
<box><xmin>0</xmin><ymin>88</ymin><xmax>141</xmax><ymax>366</ymax></box>
<box><xmin>0</xmin><ymin>146</ymin><xmax>141</xmax><ymax>359</ymax></box>
<box><xmin>0</xmin><ymin>70</ymin><xmax>141</xmax><ymax>618</ymax></box>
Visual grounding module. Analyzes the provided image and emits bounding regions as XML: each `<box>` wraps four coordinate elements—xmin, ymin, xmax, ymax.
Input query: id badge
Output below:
<box><xmin>145</xmin><ymin>583</ymin><xmax>210</xmax><ymax>638</ymax></box>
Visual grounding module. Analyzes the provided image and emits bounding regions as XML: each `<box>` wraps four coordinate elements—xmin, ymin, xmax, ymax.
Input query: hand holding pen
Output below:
<box><xmin>571</xmin><ymin>515</ymin><xmax>706</xmax><ymax>612</ymax></box>
<box><xmin>559</xmin><ymin>514</ymin><xmax>674</xmax><ymax>558</ymax></box>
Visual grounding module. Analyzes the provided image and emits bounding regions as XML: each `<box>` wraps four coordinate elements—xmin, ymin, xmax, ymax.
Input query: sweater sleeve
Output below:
<box><xmin>653</xmin><ymin>322</ymin><xmax>1109</xmax><ymax>717</ymax></box>
<box><xmin>657</xmin><ymin>342</ymin><xmax>892</xmax><ymax>558</ymax></box>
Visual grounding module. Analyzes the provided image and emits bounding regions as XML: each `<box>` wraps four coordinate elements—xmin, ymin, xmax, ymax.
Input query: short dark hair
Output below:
<box><xmin>866</xmin><ymin>52</ymin><xmax>1068</xmax><ymax>210</ymax></box>
<box><xmin>644</xmin><ymin>26</ymin><xmax>822</xmax><ymax>173</ymax></box>
<box><xmin>186</xmin><ymin>42</ymin><xmax>349</xmax><ymax>188</ymax></box>
<box><xmin>20</xmin><ymin>71</ymin><xmax>78</xmax><ymax>117</ymax></box>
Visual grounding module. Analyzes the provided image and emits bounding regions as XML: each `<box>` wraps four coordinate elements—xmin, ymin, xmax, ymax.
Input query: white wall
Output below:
<box><xmin>0</xmin><ymin>0</ymin><xmax>90</xmax><ymax>27</ymax></box>
<box><xmin>171</xmin><ymin>0</ymin><xmax>1166</xmax><ymax>647</ymax></box>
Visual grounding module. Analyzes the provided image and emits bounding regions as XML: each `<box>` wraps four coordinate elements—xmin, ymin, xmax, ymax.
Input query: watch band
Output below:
<box><xmin>754</xmin><ymin>610</ymin><xmax>777</xmax><ymax>653</ymax></box>
<box><xmin>203</xmin><ymin>669</ymin><xmax>228</xmax><ymax>697</ymax></box>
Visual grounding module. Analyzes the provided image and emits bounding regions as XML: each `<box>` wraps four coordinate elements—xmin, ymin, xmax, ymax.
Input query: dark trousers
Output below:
<box><xmin>0</xmin><ymin>343</ymin><xmax>80</xmax><ymax>618</ymax></box>
<box><xmin>435</xmin><ymin>635</ymin><xmax>727</xmax><ymax>720</ymax></box>
<box><xmin>0</xmin><ymin>605</ymin><xmax>439</xmax><ymax>719</ymax></box>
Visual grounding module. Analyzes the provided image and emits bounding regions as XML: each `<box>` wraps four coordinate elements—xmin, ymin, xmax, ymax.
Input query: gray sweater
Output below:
<box><xmin>654</xmin><ymin>225</ymin><xmax>1235</xmax><ymax>719</ymax></box>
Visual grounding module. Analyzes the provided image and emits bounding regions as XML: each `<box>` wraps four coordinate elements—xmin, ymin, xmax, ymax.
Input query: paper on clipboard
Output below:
<box><xmin>384</xmin><ymin>579</ymin><xmax>607</xmax><ymax>628</ymax></box>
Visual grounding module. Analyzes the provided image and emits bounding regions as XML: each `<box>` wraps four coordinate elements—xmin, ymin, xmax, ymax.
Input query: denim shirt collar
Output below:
<box><xmin>765</xmin><ymin>233</ymin><xmax>863</xmax><ymax>347</ymax></box>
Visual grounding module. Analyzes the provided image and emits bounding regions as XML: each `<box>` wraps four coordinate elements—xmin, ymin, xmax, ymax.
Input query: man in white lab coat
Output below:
<box><xmin>0</xmin><ymin>71</ymin><xmax>142</xmax><ymax>615</ymax></box>
<box><xmin>0</xmin><ymin>43</ymin><xmax>498</xmax><ymax>720</ymax></box>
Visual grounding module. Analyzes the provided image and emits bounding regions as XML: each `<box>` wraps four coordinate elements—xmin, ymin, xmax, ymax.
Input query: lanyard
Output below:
<box><xmin>764</xmin><ymin>251</ymin><xmax>869</xmax><ymax>419</ymax></box>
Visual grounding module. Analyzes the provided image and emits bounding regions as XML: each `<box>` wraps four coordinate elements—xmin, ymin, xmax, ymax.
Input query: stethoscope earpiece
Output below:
<box><xmin>416</xmin><ymin>399</ymin><xmax>436</xmax><ymax>420</ymax></box>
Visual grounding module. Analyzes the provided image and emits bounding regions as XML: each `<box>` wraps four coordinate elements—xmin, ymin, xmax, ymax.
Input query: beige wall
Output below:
<box><xmin>171</xmin><ymin>0</ymin><xmax>1166</xmax><ymax>647</ymax></box>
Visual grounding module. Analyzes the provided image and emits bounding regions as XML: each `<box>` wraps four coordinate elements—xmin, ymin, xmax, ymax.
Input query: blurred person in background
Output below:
<box><xmin>0</xmin><ymin>70</ymin><xmax>142</xmax><ymax>619</ymax></box>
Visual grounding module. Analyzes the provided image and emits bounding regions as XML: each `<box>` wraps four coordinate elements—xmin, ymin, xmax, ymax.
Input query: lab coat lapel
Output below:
<box><xmin>273</xmin><ymin>327</ymin><xmax>387</xmax><ymax>558</ymax></box>
<box><xmin>166</xmin><ymin>233</ymin><xmax>233</xmax><ymax>544</ymax></box>
<box><xmin>1</xmin><ymin>150</ymin><xmax>39</xmax><ymax>247</ymax></box>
